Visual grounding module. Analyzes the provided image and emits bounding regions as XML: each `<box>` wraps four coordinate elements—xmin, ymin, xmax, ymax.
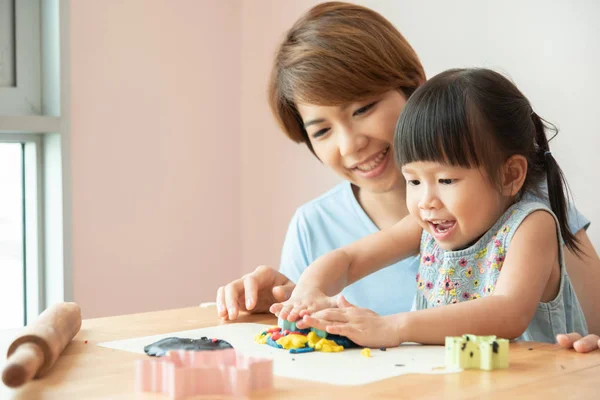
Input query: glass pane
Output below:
<box><xmin>0</xmin><ymin>142</ymin><xmax>24</xmax><ymax>329</ymax></box>
<box><xmin>0</xmin><ymin>0</ymin><xmax>16</xmax><ymax>87</ymax></box>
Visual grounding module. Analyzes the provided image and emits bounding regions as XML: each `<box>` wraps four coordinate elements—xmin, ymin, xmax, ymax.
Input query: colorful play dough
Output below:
<box><xmin>254</xmin><ymin>321</ymin><xmax>359</xmax><ymax>354</ymax></box>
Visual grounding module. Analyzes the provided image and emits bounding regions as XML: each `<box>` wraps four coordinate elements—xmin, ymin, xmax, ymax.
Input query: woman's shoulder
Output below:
<box><xmin>523</xmin><ymin>184</ymin><xmax>590</xmax><ymax>234</ymax></box>
<box><xmin>294</xmin><ymin>181</ymin><xmax>354</xmax><ymax>219</ymax></box>
<box><xmin>288</xmin><ymin>180</ymin><xmax>370</xmax><ymax>241</ymax></box>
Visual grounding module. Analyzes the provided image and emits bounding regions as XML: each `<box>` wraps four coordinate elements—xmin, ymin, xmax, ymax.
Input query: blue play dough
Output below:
<box><xmin>327</xmin><ymin>334</ymin><xmax>360</xmax><ymax>349</ymax></box>
<box><xmin>266</xmin><ymin>336</ymin><xmax>283</xmax><ymax>349</ymax></box>
<box><xmin>290</xmin><ymin>347</ymin><xmax>315</xmax><ymax>354</ymax></box>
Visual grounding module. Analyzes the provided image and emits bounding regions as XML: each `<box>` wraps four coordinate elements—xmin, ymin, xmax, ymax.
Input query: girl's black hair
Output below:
<box><xmin>394</xmin><ymin>68</ymin><xmax>581</xmax><ymax>254</ymax></box>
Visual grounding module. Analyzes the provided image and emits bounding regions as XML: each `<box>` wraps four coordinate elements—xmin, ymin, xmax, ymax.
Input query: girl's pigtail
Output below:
<box><xmin>531</xmin><ymin>112</ymin><xmax>582</xmax><ymax>255</ymax></box>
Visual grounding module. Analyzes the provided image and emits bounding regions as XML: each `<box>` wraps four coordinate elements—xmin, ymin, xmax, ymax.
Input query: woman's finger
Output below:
<box><xmin>573</xmin><ymin>334</ymin><xmax>600</xmax><ymax>353</ymax></box>
<box><xmin>556</xmin><ymin>332</ymin><xmax>583</xmax><ymax>349</ymax></box>
<box><xmin>243</xmin><ymin>275</ymin><xmax>259</xmax><ymax>311</ymax></box>
<box><xmin>337</xmin><ymin>295</ymin><xmax>356</xmax><ymax>308</ymax></box>
<box><xmin>224</xmin><ymin>281</ymin><xmax>244</xmax><ymax>320</ymax></box>
<box><xmin>272</xmin><ymin>283</ymin><xmax>294</xmax><ymax>303</ymax></box>
<box><xmin>216</xmin><ymin>286</ymin><xmax>227</xmax><ymax>317</ymax></box>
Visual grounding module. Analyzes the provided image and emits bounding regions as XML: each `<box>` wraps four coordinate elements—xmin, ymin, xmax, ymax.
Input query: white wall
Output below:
<box><xmin>370</xmin><ymin>0</ymin><xmax>600</xmax><ymax>244</ymax></box>
<box><xmin>240</xmin><ymin>0</ymin><xmax>600</xmax><ymax>274</ymax></box>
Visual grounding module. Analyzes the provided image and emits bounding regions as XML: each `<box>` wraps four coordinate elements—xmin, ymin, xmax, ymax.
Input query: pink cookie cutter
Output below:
<box><xmin>135</xmin><ymin>348</ymin><xmax>273</xmax><ymax>399</ymax></box>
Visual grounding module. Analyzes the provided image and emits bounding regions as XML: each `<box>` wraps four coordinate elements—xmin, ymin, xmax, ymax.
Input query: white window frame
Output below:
<box><xmin>0</xmin><ymin>0</ymin><xmax>72</xmax><ymax>323</ymax></box>
<box><xmin>0</xmin><ymin>133</ymin><xmax>44</xmax><ymax>324</ymax></box>
<box><xmin>0</xmin><ymin>0</ymin><xmax>42</xmax><ymax>115</ymax></box>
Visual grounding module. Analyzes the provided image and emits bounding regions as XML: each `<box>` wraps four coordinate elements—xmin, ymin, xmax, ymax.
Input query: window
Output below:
<box><xmin>1</xmin><ymin>0</ymin><xmax>69</xmax><ymax>328</ymax></box>
<box><xmin>0</xmin><ymin>0</ymin><xmax>16</xmax><ymax>88</ymax></box>
<box><xmin>0</xmin><ymin>143</ymin><xmax>23</xmax><ymax>329</ymax></box>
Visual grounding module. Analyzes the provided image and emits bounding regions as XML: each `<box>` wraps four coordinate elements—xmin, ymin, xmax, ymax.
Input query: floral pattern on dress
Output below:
<box><xmin>415</xmin><ymin>203</ymin><xmax>523</xmax><ymax>309</ymax></box>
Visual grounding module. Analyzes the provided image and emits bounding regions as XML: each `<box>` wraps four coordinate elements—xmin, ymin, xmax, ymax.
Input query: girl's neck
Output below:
<box><xmin>352</xmin><ymin>184</ymin><xmax>409</xmax><ymax>230</ymax></box>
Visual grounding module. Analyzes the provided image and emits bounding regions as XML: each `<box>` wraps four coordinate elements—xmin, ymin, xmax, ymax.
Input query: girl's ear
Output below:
<box><xmin>501</xmin><ymin>155</ymin><xmax>528</xmax><ymax>196</ymax></box>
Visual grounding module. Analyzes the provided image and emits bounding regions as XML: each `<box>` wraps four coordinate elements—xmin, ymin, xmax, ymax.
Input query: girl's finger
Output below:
<box><xmin>299</xmin><ymin>315</ymin><xmax>330</xmax><ymax>331</ymax></box>
<box><xmin>311</xmin><ymin>308</ymin><xmax>349</xmax><ymax>322</ymax></box>
<box><xmin>287</xmin><ymin>306</ymin><xmax>303</xmax><ymax>322</ymax></box>
<box><xmin>279</xmin><ymin>304</ymin><xmax>294</xmax><ymax>321</ymax></box>
<box><xmin>325</xmin><ymin>323</ymin><xmax>357</xmax><ymax>337</ymax></box>
<box><xmin>298</xmin><ymin>308</ymin><xmax>311</xmax><ymax>318</ymax></box>
<box><xmin>269</xmin><ymin>302</ymin><xmax>283</xmax><ymax>315</ymax></box>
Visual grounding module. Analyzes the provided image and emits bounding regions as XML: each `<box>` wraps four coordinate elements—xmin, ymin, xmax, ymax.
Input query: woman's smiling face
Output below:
<box><xmin>296</xmin><ymin>90</ymin><xmax>407</xmax><ymax>194</ymax></box>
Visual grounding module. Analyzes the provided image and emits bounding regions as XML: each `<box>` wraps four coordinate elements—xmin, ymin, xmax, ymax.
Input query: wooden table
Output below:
<box><xmin>1</xmin><ymin>306</ymin><xmax>599</xmax><ymax>399</ymax></box>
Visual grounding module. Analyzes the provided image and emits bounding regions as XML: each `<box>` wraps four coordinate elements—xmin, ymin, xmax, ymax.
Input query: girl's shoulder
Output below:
<box><xmin>497</xmin><ymin>200</ymin><xmax>558</xmax><ymax>246</ymax></box>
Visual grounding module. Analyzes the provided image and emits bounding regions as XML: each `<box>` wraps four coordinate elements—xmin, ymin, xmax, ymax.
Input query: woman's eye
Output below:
<box><xmin>407</xmin><ymin>180</ymin><xmax>420</xmax><ymax>186</ymax></box>
<box><xmin>311</xmin><ymin>128</ymin><xmax>330</xmax><ymax>139</ymax></box>
<box><xmin>353</xmin><ymin>102</ymin><xmax>377</xmax><ymax>117</ymax></box>
<box><xmin>439</xmin><ymin>179</ymin><xmax>454</xmax><ymax>185</ymax></box>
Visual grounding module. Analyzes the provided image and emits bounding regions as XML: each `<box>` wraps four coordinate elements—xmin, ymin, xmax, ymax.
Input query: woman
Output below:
<box><xmin>216</xmin><ymin>2</ymin><xmax>600</xmax><ymax>352</ymax></box>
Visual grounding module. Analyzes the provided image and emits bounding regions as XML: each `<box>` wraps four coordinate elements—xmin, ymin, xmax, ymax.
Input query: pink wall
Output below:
<box><xmin>70</xmin><ymin>0</ymin><xmax>242</xmax><ymax>318</ymax></box>
<box><xmin>67</xmin><ymin>0</ymin><xmax>600</xmax><ymax>319</ymax></box>
<box><xmin>240</xmin><ymin>0</ymin><xmax>340</xmax><ymax>272</ymax></box>
<box><xmin>69</xmin><ymin>0</ymin><xmax>348</xmax><ymax>318</ymax></box>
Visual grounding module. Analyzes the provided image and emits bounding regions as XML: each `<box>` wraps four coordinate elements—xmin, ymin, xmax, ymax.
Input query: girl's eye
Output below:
<box><xmin>407</xmin><ymin>180</ymin><xmax>420</xmax><ymax>186</ymax></box>
<box><xmin>439</xmin><ymin>179</ymin><xmax>455</xmax><ymax>185</ymax></box>
<box><xmin>353</xmin><ymin>102</ymin><xmax>377</xmax><ymax>117</ymax></box>
<box><xmin>311</xmin><ymin>128</ymin><xmax>330</xmax><ymax>139</ymax></box>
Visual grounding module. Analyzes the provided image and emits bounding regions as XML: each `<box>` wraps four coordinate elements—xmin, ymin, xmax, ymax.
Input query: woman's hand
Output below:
<box><xmin>557</xmin><ymin>333</ymin><xmax>600</xmax><ymax>353</ymax></box>
<box><xmin>216</xmin><ymin>265</ymin><xmax>295</xmax><ymax>320</ymax></box>
<box><xmin>298</xmin><ymin>295</ymin><xmax>404</xmax><ymax>348</ymax></box>
<box><xmin>269</xmin><ymin>286</ymin><xmax>336</xmax><ymax>322</ymax></box>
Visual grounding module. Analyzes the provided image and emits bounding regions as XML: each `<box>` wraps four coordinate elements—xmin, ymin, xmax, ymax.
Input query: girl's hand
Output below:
<box><xmin>557</xmin><ymin>333</ymin><xmax>600</xmax><ymax>353</ymax></box>
<box><xmin>269</xmin><ymin>286</ymin><xmax>336</xmax><ymax>322</ymax></box>
<box><xmin>299</xmin><ymin>295</ymin><xmax>404</xmax><ymax>348</ymax></box>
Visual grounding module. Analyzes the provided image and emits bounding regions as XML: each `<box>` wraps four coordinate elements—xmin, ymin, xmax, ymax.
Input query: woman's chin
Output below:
<box><xmin>355</xmin><ymin>170</ymin><xmax>403</xmax><ymax>192</ymax></box>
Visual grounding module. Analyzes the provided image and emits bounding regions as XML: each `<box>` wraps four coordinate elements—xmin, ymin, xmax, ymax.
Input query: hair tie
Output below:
<box><xmin>544</xmin><ymin>151</ymin><xmax>552</xmax><ymax>156</ymax></box>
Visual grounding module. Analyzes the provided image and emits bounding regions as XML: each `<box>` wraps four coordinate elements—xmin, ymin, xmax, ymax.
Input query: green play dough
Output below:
<box><xmin>277</xmin><ymin>317</ymin><xmax>328</xmax><ymax>338</ymax></box>
<box><xmin>445</xmin><ymin>334</ymin><xmax>509</xmax><ymax>371</ymax></box>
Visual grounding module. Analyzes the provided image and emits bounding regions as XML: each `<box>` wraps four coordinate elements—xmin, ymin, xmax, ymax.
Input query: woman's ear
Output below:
<box><xmin>501</xmin><ymin>155</ymin><xmax>528</xmax><ymax>196</ymax></box>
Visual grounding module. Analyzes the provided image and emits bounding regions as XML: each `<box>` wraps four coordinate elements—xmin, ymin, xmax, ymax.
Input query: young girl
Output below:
<box><xmin>270</xmin><ymin>68</ymin><xmax>588</xmax><ymax>347</ymax></box>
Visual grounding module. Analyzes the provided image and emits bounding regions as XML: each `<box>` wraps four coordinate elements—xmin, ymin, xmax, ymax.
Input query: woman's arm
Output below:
<box><xmin>564</xmin><ymin>229</ymin><xmax>600</xmax><ymax>335</ymax></box>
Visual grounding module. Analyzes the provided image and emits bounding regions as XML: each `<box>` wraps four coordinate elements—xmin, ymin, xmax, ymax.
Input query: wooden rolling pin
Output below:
<box><xmin>2</xmin><ymin>302</ymin><xmax>82</xmax><ymax>388</ymax></box>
